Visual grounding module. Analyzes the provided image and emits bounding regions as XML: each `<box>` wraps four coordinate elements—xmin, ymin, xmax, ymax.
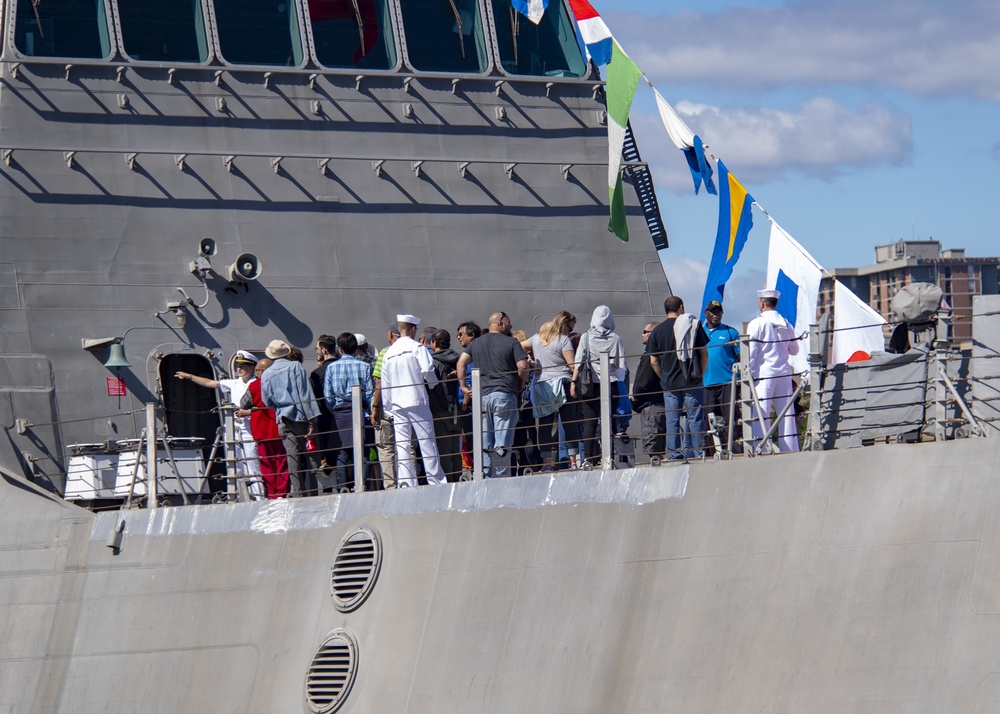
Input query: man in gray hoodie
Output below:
<box><xmin>571</xmin><ymin>305</ymin><xmax>626</xmax><ymax>467</ymax></box>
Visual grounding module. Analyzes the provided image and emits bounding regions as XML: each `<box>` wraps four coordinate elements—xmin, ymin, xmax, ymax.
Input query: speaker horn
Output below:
<box><xmin>198</xmin><ymin>237</ymin><xmax>217</xmax><ymax>258</ymax></box>
<box><xmin>226</xmin><ymin>253</ymin><xmax>263</xmax><ymax>283</ymax></box>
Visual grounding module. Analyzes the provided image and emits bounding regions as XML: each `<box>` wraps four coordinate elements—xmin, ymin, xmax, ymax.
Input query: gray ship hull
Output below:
<box><xmin>4</xmin><ymin>437</ymin><xmax>999</xmax><ymax>712</ymax></box>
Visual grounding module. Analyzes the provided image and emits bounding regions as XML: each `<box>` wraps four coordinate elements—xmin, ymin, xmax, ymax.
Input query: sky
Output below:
<box><xmin>591</xmin><ymin>0</ymin><xmax>1000</xmax><ymax>325</ymax></box>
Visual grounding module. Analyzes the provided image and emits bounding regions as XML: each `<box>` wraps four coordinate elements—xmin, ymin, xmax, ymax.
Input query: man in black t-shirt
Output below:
<box><xmin>632</xmin><ymin>321</ymin><xmax>666</xmax><ymax>460</ymax></box>
<box><xmin>456</xmin><ymin>311</ymin><xmax>529</xmax><ymax>477</ymax></box>
<box><xmin>645</xmin><ymin>296</ymin><xmax>709</xmax><ymax>460</ymax></box>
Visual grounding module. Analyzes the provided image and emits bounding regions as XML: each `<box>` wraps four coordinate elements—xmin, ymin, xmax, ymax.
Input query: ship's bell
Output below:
<box><xmin>103</xmin><ymin>342</ymin><xmax>132</xmax><ymax>369</ymax></box>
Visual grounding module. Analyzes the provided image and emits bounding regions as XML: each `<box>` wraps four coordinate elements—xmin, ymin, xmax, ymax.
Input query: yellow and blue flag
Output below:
<box><xmin>701</xmin><ymin>160</ymin><xmax>753</xmax><ymax>312</ymax></box>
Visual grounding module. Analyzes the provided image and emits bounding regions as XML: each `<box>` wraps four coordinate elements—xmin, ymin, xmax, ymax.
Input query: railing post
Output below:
<box><xmin>739</xmin><ymin>336</ymin><xmax>756</xmax><ymax>457</ymax></box>
<box><xmin>805</xmin><ymin>322</ymin><xmax>824</xmax><ymax>451</ymax></box>
<box><xmin>600</xmin><ymin>351</ymin><xmax>612</xmax><ymax>471</ymax></box>
<box><xmin>726</xmin><ymin>363</ymin><xmax>737</xmax><ymax>459</ymax></box>
<box><xmin>933</xmin><ymin>351</ymin><xmax>948</xmax><ymax>442</ymax></box>
<box><xmin>223</xmin><ymin>404</ymin><xmax>249</xmax><ymax>502</ymax></box>
<box><xmin>146</xmin><ymin>402</ymin><xmax>158</xmax><ymax>509</ymax></box>
<box><xmin>472</xmin><ymin>368</ymin><xmax>483</xmax><ymax>480</ymax></box>
<box><xmin>351</xmin><ymin>384</ymin><xmax>364</xmax><ymax>492</ymax></box>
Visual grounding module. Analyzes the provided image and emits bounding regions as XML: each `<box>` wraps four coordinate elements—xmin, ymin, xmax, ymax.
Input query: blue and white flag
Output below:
<box><xmin>512</xmin><ymin>0</ymin><xmax>548</xmax><ymax>24</ymax></box>
<box><xmin>766</xmin><ymin>220</ymin><xmax>823</xmax><ymax>374</ymax></box>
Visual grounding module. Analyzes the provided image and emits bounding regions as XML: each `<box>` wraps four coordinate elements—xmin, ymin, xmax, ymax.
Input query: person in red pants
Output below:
<box><xmin>238</xmin><ymin>358</ymin><xmax>290</xmax><ymax>499</ymax></box>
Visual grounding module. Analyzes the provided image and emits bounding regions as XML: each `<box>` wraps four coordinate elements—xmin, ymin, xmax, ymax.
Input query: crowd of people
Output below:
<box><xmin>173</xmin><ymin>289</ymin><xmax>801</xmax><ymax>499</ymax></box>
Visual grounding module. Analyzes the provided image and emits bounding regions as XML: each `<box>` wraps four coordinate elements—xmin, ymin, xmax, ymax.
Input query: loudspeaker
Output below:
<box><xmin>226</xmin><ymin>253</ymin><xmax>263</xmax><ymax>283</ymax></box>
<box><xmin>198</xmin><ymin>237</ymin><xmax>217</xmax><ymax>258</ymax></box>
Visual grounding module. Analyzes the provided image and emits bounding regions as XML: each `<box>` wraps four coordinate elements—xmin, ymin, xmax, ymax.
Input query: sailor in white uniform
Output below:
<box><xmin>176</xmin><ymin>350</ymin><xmax>265</xmax><ymax>499</ymax></box>
<box><xmin>380</xmin><ymin>314</ymin><xmax>447</xmax><ymax>488</ymax></box>
<box><xmin>747</xmin><ymin>289</ymin><xmax>800</xmax><ymax>453</ymax></box>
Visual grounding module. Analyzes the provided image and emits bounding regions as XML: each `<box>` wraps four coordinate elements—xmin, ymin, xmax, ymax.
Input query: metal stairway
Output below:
<box><xmin>622</xmin><ymin>120</ymin><xmax>668</xmax><ymax>251</ymax></box>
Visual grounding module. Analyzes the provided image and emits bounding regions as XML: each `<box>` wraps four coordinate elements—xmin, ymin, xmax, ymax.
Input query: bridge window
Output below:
<box><xmin>399</xmin><ymin>0</ymin><xmax>488</xmax><ymax>73</ymax></box>
<box><xmin>213</xmin><ymin>0</ymin><xmax>305</xmax><ymax>66</ymax></box>
<box><xmin>308</xmin><ymin>0</ymin><xmax>397</xmax><ymax>70</ymax></box>
<box><xmin>14</xmin><ymin>0</ymin><xmax>112</xmax><ymax>58</ymax></box>
<box><xmin>491</xmin><ymin>0</ymin><xmax>586</xmax><ymax>77</ymax></box>
<box><xmin>118</xmin><ymin>0</ymin><xmax>209</xmax><ymax>63</ymax></box>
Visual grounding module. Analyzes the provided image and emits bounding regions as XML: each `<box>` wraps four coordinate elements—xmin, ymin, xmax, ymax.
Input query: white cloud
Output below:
<box><xmin>659</xmin><ymin>255</ymin><xmax>708</xmax><ymax>301</ymax></box>
<box><xmin>632</xmin><ymin>96</ymin><xmax>911</xmax><ymax>187</ymax></box>
<box><xmin>610</xmin><ymin>0</ymin><xmax>1000</xmax><ymax>100</ymax></box>
<box><xmin>656</xmin><ymin>255</ymin><xmax>764</xmax><ymax>326</ymax></box>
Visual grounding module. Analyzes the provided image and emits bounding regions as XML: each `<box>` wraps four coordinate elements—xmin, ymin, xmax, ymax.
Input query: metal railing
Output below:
<box><xmin>59</xmin><ymin>329</ymin><xmax>999</xmax><ymax>509</ymax></box>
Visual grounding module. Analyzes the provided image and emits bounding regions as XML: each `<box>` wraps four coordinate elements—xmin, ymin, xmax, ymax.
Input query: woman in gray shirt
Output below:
<box><xmin>525</xmin><ymin>310</ymin><xmax>581</xmax><ymax>471</ymax></box>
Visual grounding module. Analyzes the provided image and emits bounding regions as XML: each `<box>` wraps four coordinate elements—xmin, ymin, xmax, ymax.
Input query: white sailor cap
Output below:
<box><xmin>757</xmin><ymin>289</ymin><xmax>781</xmax><ymax>299</ymax></box>
<box><xmin>396</xmin><ymin>313</ymin><xmax>420</xmax><ymax>326</ymax></box>
<box><xmin>234</xmin><ymin>349</ymin><xmax>258</xmax><ymax>365</ymax></box>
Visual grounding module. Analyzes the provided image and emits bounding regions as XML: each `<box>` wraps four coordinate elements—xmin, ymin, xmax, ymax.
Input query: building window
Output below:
<box><xmin>118</xmin><ymin>0</ymin><xmax>209</xmax><ymax>63</ymax></box>
<box><xmin>491</xmin><ymin>0</ymin><xmax>586</xmax><ymax>77</ymax></box>
<box><xmin>213</xmin><ymin>0</ymin><xmax>305</xmax><ymax>66</ymax></box>
<box><xmin>14</xmin><ymin>0</ymin><xmax>112</xmax><ymax>58</ymax></box>
<box><xmin>400</xmin><ymin>0</ymin><xmax>489</xmax><ymax>73</ymax></box>
<box><xmin>308</xmin><ymin>0</ymin><xmax>397</xmax><ymax>69</ymax></box>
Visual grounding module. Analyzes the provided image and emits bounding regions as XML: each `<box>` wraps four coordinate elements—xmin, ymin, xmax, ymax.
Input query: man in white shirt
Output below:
<box><xmin>747</xmin><ymin>289</ymin><xmax>800</xmax><ymax>453</ymax></box>
<box><xmin>380</xmin><ymin>314</ymin><xmax>447</xmax><ymax>487</ymax></box>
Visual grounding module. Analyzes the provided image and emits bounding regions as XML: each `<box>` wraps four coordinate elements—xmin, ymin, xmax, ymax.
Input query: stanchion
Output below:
<box><xmin>222</xmin><ymin>404</ymin><xmax>249</xmax><ymax>502</ymax></box>
<box><xmin>600</xmin><ymin>352</ymin><xmax>612</xmax><ymax>471</ymax></box>
<box><xmin>351</xmin><ymin>384</ymin><xmax>365</xmax><ymax>492</ymax></box>
<box><xmin>472</xmin><ymin>368</ymin><xmax>483</xmax><ymax>480</ymax></box>
<box><xmin>146</xmin><ymin>403</ymin><xmax>157</xmax><ymax>509</ymax></box>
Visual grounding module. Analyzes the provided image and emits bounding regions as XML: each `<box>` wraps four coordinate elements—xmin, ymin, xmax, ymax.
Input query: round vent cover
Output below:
<box><xmin>331</xmin><ymin>525</ymin><xmax>382</xmax><ymax>612</ymax></box>
<box><xmin>305</xmin><ymin>630</ymin><xmax>358</xmax><ymax>714</ymax></box>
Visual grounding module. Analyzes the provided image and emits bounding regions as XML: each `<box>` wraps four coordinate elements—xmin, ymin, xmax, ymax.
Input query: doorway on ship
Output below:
<box><xmin>159</xmin><ymin>353</ymin><xmax>226</xmax><ymax>497</ymax></box>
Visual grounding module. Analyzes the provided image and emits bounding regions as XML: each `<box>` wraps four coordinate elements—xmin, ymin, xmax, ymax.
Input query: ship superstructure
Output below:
<box><xmin>0</xmin><ymin>0</ymin><xmax>668</xmax><ymax>490</ymax></box>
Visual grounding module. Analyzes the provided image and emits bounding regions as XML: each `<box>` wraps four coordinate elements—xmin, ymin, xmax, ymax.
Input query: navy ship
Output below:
<box><xmin>2</xmin><ymin>0</ymin><xmax>1000</xmax><ymax>712</ymax></box>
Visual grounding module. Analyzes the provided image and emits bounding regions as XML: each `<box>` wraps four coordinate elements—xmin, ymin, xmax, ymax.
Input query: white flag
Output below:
<box><xmin>766</xmin><ymin>220</ymin><xmax>823</xmax><ymax>374</ymax></box>
<box><xmin>654</xmin><ymin>89</ymin><xmax>695</xmax><ymax>150</ymax></box>
<box><xmin>832</xmin><ymin>280</ymin><xmax>886</xmax><ymax>363</ymax></box>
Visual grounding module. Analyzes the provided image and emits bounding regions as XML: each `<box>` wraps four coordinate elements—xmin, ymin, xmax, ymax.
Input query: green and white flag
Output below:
<box><xmin>605</xmin><ymin>40</ymin><xmax>643</xmax><ymax>243</ymax></box>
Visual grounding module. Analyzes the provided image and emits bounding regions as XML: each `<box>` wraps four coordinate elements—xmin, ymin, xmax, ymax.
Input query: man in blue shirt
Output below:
<box><xmin>261</xmin><ymin>339</ymin><xmax>320</xmax><ymax>496</ymax></box>
<box><xmin>324</xmin><ymin>332</ymin><xmax>375</xmax><ymax>491</ymax></box>
<box><xmin>702</xmin><ymin>300</ymin><xmax>741</xmax><ymax>453</ymax></box>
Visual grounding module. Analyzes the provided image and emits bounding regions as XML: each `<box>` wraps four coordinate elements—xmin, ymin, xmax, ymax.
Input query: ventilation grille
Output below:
<box><xmin>306</xmin><ymin>631</ymin><xmax>358</xmax><ymax>714</ymax></box>
<box><xmin>331</xmin><ymin>526</ymin><xmax>382</xmax><ymax>612</ymax></box>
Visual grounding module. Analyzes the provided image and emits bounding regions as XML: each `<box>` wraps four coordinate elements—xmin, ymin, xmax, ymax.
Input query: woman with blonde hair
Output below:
<box><xmin>527</xmin><ymin>310</ymin><xmax>581</xmax><ymax>471</ymax></box>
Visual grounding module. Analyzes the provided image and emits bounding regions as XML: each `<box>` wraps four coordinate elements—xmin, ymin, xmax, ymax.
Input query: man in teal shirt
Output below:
<box><xmin>702</xmin><ymin>300</ymin><xmax>741</xmax><ymax>452</ymax></box>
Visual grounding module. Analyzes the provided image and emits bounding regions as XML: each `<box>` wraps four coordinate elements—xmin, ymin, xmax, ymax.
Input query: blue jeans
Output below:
<box><xmin>663</xmin><ymin>388</ymin><xmax>705</xmax><ymax>460</ymax></box>
<box><xmin>482</xmin><ymin>390</ymin><xmax>518</xmax><ymax>477</ymax></box>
